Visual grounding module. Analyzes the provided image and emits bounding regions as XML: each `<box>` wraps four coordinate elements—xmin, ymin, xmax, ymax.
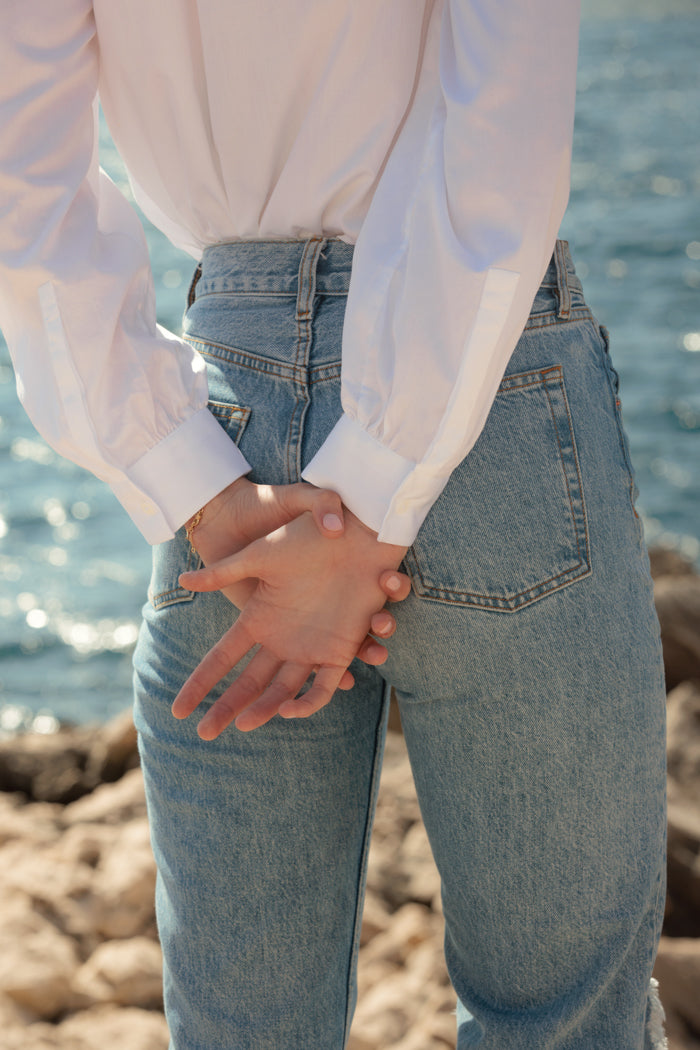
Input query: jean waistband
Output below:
<box><xmin>189</xmin><ymin>237</ymin><xmax>584</xmax><ymax>321</ymax></box>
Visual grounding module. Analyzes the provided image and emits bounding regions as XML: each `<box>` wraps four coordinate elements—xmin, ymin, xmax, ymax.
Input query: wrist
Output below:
<box><xmin>185</xmin><ymin>476</ymin><xmax>252</xmax><ymax>548</ymax></box>
<box><xmin>345</xmin><ymin>507</ymin><xmax>408</xmax><ymax>562</ymax></box>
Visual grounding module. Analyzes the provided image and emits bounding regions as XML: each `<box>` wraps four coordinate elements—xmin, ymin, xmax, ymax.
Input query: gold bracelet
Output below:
<box><xmin>184</xmin><ymin>506</ymin><xmax>205</xmax><ymax>549</ymax></box>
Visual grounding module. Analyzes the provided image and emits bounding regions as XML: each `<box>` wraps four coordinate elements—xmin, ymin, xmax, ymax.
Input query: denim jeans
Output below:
<box><xmin>133</xmin><ymin>239</ymin><xmax>667</xmax><ymax>1049</ymax></box>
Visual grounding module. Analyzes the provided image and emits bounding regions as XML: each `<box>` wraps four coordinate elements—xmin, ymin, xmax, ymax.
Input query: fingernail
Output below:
<box><xmin>323</xmin><ymin>513</ymin><xmax>343</xmax><ymax>532</ymax></box>
<box><xmin>385</xmin><ymin>574</ymin><xmax>401</xmax><ymax>592</ymax></box>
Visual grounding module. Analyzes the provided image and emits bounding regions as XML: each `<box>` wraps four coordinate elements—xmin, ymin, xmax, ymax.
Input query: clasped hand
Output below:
<box><xmin>171</xmin><ymin>478</ymin><xmax>409</xmax><ymax>737</ymax></box>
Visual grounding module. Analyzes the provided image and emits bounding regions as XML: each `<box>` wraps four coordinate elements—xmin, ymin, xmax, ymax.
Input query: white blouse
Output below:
<box><xmin>0</xmin><ymin>0</ymin><xmax>580</xmax><ymax>545</ymax></box>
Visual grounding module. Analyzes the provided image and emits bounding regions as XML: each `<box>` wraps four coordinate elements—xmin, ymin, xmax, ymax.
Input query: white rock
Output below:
<box><xmin>72</xmin><ymin>937</ymin><xmax>163</xmax><ymax>1009</ymax></box>
<box><xmin>654</xmin><ymin>936</ymin><xmax>700</xmax><ymax>1034</ymax></box>
<box><xmin>91</xmin><ymin>819</ymin><xmax>156</xmax><ymax>939</ymax></box>
<box><xmin>0</xmin><ymin>905</ymin><xmax>80</xmax><ymax>1017</ymax></box>
<box><xmin>58</xmin><ymin>1004</ymin><xmax>169</xmax><ymax>1050</ymax></box>
<box><xmin>63</xmin><ymin>768</ymin><xmax>146</xmax><ymax>827</ymax></box>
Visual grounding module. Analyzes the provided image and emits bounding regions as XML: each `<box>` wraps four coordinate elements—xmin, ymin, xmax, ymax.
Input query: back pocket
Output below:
<box><xmin>148</xmin><ymin>401</ymin><xmax>251</xmax><ymax>609</ymax></box>
<box><xmin>403</xmin><ymin>366</ymin><xmax>591</xmax><ymax>612</ymax></box>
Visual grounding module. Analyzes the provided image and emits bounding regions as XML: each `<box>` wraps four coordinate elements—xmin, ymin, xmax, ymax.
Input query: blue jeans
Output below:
<box><xmin>133</xmin><ymin>239</ymin><xmax>667</xmax><ymax>1049</ymax></box>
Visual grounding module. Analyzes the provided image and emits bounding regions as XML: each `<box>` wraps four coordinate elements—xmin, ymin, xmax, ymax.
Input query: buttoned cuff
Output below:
<box><xmin>112</xmin><ymin>407</ymin><xmax>251</xmax><ymax>544</ymax></box>
<box><xmin>302</xmin><ymin>414</ymin><xmax>447</xmax><ymax>547</ymax></box>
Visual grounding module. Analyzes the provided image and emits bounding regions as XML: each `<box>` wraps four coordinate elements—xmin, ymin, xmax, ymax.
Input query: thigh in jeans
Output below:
<box><xmin>133</xmin><ymin>247</ymin><xmax>390</xmax><ymax>1050</ymax></box>
<box><xmin>380</xmin><ymin>311</ymin><xmax>667</xmax><ymax>1049</ymax></box>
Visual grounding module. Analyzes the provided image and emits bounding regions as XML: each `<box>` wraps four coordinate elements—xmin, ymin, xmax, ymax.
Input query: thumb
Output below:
<box><xmin>281</xmin><ymin>482</ymin><xmax>345</xmax><ymax>538</ymax></box>
<box><xmin>179</xmin><ymin>541</ymin><xmax>265</xmax><ymax>592</ymax></box>
<box><xmin>310</xmin><ymin>488</ymin><xmax>345</xmax><ymax>539</ymax></box>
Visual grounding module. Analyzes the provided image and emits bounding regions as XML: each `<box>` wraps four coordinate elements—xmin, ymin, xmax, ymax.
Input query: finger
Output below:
<box><xmin>370</xmin><ymin>609</ymin><xmax>396</xmax><ymax>638</ymax></box>
<box><xmin>337</xmin><ymin>669</ymin><xmax>355</xmax><ymax>690</ymax></box>
<box><xmin>234</xmin><ymin>662</ymin><xmax>312</xmax><ymax>732</ymax></box>
<box><xmin>171</xmin><ymin>620</ymin><xmax>255</xmax><ymax>721</ymax></box>
<box><xmin>379</xmin><ymin>570</ymin><xmax>412</xmax><ymax>603</ymax></box>
<box><xmin>277</xmin><ymin>665</ymin><xmax>346</xmax><ymax>720</ymax></box>
<box><xmin>356</xmin><ymin>636</ymin><xmax>388</xmax><ymax>667</ymax></box>
<box><xmin>197</xmin><ymin>648</ymin><xmax>284</xmax><ymax>739</ymax></box>
<box><xmin>311</xmin><ymin>663</ymin><xmax>355</xmax><ymax>689</ymax></box>
<box><xmin>179</xmin><ymin>543</ymin><xmax>265</xmax><ymax>592</ymax></box>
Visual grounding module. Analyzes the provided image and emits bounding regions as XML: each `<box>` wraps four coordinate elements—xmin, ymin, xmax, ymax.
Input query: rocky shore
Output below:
<box><xmin>1</xmin><ymin>547</ymin><xmax>699</xmax><ymax>1050</ymax></box>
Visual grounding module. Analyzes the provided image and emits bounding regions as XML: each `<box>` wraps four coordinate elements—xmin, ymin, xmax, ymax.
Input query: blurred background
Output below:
<box><xmin>1</xmin><ymin>0</ymin><xmax>699</xmax><ymax>731</ymax></box>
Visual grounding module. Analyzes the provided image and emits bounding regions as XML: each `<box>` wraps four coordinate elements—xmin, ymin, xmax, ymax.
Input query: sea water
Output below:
<box><xmin>1</xmin><ymin>6</ymin><xmax>698</xmax><ymax>728</ymax></box>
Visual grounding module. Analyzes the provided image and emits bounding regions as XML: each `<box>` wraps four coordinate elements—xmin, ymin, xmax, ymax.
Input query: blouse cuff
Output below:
<box><xmin>114</xmin><ymin>407</ymin><xmax>251</xmax><ymax>544</ymax></box>
<box><xmin>302</xmin><ymin>414</ymin><xmax>445</xmax><ymax>547</ymax></box>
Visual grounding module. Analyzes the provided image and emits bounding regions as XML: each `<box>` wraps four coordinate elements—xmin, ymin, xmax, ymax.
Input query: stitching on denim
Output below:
<box><xmin>193</xmin><ymin>288</ymin><xmax>349</xmax><ymax>299</ymax></box>
<box><xmin>405</xmin><ymin>367</ymin><xmax>592</xmax><ymax>610</ymax></box>
<box><xmin>149</xmin><ymin>542</ymin><xmax>203</xmax><ymax>609</ymax></box>
<box><xmin>343</xmin><ymin>688</ymin><xmax>390</xmax><ymax>1045</ymax></box>
<box><xmin>555</xmin><ymin>240</ymin><xmax>572</xmax><ymax>319</ymax></box>
<box><xmin>288</xmin><ymin>239</ymin><xmax>324</xmax><ymax>481</ymax></box>
<box><xmin>185</xmin><ymin>336</ymin><xmax>340</xmax><ymax>384</ymax></box>
<box><xmin>598</xmin><ymin>325</ymin><xmax>642</xmax><ymax>528</ymax></box>
<box><xmin>542</xmin><ymin>376</ymin><xmax>585</xmax><ymax>571</ymax></box>
<box><xmin>524</xmin><ymin>307</ymin><xmax>592</xmax><ymax>331</ymax></box>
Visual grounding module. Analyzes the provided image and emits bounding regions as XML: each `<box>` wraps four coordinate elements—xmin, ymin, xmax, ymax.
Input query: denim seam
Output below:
<box><xmin>288</xmin><ymin>238</ymin><xmax>324</xmax><ymax>481</ymax></box>
<box><xmin>149</xmin><ymin>539</ymin><xmax>203</xmax><ymax>609</ymax></box>
<box><xmin>542</xmin><ymin>377</ymin><xmax>587</xmax><ymax>573</ymax></box>
<box><xmin>184</xmin><ymin>336</ymin><xmax>340</xmax><ymax>384</ymax></box>
<box><xmin>524</xmin><ymin>307</ymin><xmax>592</xmax><ymax>331</ymax></box>
<box><xmin>599</xmin><ymin>330</ymin><xmax>642</xmax><ymax>528</ymax></box>
<box><xmin>555</xmin><ymin>239</ymin><xmax>572</xmax><ymax>318</ymax></box>
<box><xmin>342</xmin><ymin>684</ymin><xmax>391</xmax><ymax>1046</ymax></box>
<box><xmin>193</xmin><ymin>288</ymin><xmax>349</xmax><ymax>298</ymax></box>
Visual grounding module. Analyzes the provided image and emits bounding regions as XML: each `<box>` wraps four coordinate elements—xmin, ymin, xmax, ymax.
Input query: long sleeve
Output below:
<box><xmin>0</xmin><ymin>2</ymin><xmax>249</xmax><ymax>544</ymax></box>
<box><xmin>303</xmin><ymin>0</ymin><xmax>580</xmax><ymax>546</ymax></box>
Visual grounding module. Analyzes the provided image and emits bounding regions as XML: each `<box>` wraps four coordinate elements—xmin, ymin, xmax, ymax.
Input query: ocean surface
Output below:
<box><xmin>1</xmin><ymin>4</ymin><xmax>699</xmax><ymax>730</ymax></box>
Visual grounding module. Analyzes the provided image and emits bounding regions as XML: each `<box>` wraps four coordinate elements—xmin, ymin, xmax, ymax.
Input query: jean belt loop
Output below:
<box><xmin>186</xmin><ymin>263</ymin><xmax>202</xmax><ymax>310</ymax></box>
<box><xmin>295</xmin><ymin>237</ymin><xmax>327</xmax><ymax>323</ymax></box>
<box><xmin>554</xmin><ymin>240</ymin><xmax>571</xmax><ymax>320</ymax></box>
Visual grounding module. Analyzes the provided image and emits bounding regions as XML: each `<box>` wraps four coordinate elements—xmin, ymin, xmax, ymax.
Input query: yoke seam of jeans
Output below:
<box><xmin>186</xmin><ymin>336</ymin><xmax>341</xmax><ymax>383</ymax></box>
<box><xmin>193</xmin><ymin>287</ymin><xmax>349</xmax><ymax>298</ymax></box>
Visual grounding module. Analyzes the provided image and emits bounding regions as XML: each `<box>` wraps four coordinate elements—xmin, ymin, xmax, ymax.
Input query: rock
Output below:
<box><xmin>85</xmin><ymin>709</ymin><xmax>139</xmax><ymax>785</ymax></box>
<box><xmin>0</xmin><ymin>990</ymin><xmax>37</xmax><ymax>1028</ymax></box>
<box><xmin>359</xmin><ymin>891</ymin><xmax>392</xmax><ymax>946</ymax></box>
<box><xmin>649</xmin><ymin>547</ymin><xmax>698</xmax><ymax>580</ymax></box>
<box><xmin>72</xmin><ymin>938</ymin><xmax>163</xmax><ymax>1009</ymax></box>
<box><xmin>665</xmin><ymin>1008</ymin><xmax>700</xmax><ymax>1050</ymax></box>
<box><xmin>0</xmin><ymin>711</ymin><xmax>139</xmax><ymax>804</ymax></box>
<box><xmin>63</xmin><ymin>767</ymin><xmax>147</xmax><ymax>826</ymax></box>
<box><xmin>91</xmin><ymin>819</ymin><xmax>156</xmax><ymax>939</ymax></box>
<box><xmin>397</xmin><ymin>822</ymin><xmax>442</xmax><ymax>906</ymax></box>
<box><xmin>654</xmin><ymin>937</ymin><xmax>700</xmax><ymax>1035</ymax></box>
<box><xmin>1</xmin><ymin>1023</ymin><xmax>62</xmax><ymax>1050</ymax></box>
<box><xmin>667</xmin><ymin>682</ymin><xmax>700</xmax><ymax>789</ymax></box>
<box><xmin>0</xmin><ymin>726</ymin><xmax>97</xmax><ymax>803</ymax></box>
<box><xmin>0</xmin><ymin>793</ymin><xmax>61</xmax><ymax>846</ymax></box>
<box><xmin>653</xmin><ymin>575</ymin><xmax>700</xmax><ymax>690</ymax></box>
<box><xmin>57</xmin><ymin>1004</ymin><xmax>169</xmax><ymax>1050</ymax></box>
<box><xmin>665</xmin><ymin>790</ymin><xmax>700</xmax><ymax>938</ymax></box>
<box><xmin>0</xmin><ymin>821</ymin><xmax>115</xmax><ymax>952</ymax></box>
<box><xmin>361</xmin><ymin>903</ymin><xmax>440</xmax><ymax>969</ymax></box>
<box><xmin>0</xmin><ymin>904</ymin><xmax>81</xmax><ymax>1018</ymax></box>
